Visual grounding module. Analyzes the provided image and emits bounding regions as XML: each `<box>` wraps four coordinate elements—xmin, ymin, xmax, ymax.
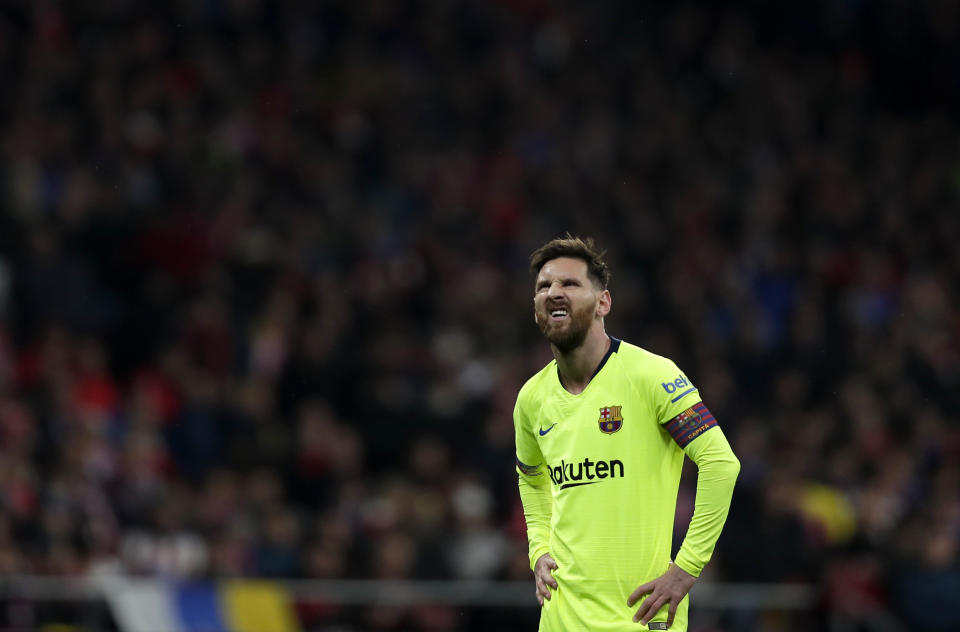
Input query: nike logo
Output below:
<box><xmin>539</xmin><ymin>423</ymin><xmax>557</xmax><ymax>436</ymax></box>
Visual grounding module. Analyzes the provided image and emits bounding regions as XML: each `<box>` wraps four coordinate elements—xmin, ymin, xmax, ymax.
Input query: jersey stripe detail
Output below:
<box><xmin>670</xmin><ymin>386</ymin><xmax>698</xmax><ymax>403</ymax></box>
<box><xmin>667</xmin><ymin>402</ymin><xmax>718</xmax><ymax>448</ymax></box>
<box><xmin>516</xmin><ymin>457</ymin><xmax>542</xmax><ymax>476</ymax></box>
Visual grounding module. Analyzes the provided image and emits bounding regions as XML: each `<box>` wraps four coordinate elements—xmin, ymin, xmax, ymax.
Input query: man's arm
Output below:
<box><xmin>517</xmin><ymin>467</ymin><xmax>557</xmax><ymax>605</ymax></box>
<box><xmin>514</xmin><ymin>391</ymin><xmax>557</xmax><ymax>606</ymax></box>
<box><xmin>517</xmin><ymin>464</ymin><xmax>553</xmax><ymax>570</ymax></box>
<box><xmin>673</xmin><ymin>425</ymin><xmax>740</xmax><ymax>576</ymax></box>
<box><xmin>630</xmin><ymin>405</ymin><xmax>739</xmax><ymax>627</ymax></box>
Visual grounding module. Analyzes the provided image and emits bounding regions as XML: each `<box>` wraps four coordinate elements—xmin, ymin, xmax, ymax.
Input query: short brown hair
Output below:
<box><xmin>529</xmin><ymin>235</ymin><xmax>611</xmax><ymax>289</ymax></box>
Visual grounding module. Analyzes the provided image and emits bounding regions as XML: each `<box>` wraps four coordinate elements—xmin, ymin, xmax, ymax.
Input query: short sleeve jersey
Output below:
<box><xmin>514</xmin><ymin>337</ymin><xmax>702</xmax><ymax>631</ymax></box>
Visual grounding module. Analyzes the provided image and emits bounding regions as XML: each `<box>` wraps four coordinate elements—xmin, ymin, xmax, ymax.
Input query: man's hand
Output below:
<box><xmin>533</xmin><ymin>553</ymin><xmax>558</xmax><ymax>606</ymax></box>
<box><xmin>627</xmin><ymin>562</ymin><xmax>697</xmax><ymax>627</ymax></box>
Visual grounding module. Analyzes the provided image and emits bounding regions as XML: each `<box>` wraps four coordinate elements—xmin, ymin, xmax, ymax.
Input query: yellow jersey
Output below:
<box><xmin>514</xmin><ymin>337</ymin><xmax>737</xmax><ymax>631</ymax></box>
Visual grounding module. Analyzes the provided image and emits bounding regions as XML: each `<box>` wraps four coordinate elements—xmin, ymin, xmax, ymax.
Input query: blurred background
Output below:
<box><xmin>0</xmin><ymin>0</ymin><xmax>958</xmax><ymax>631</ymax></box>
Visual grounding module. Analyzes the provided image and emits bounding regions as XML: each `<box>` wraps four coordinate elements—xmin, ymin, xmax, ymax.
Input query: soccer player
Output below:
<box><xmin>514</xmin><ymin>236</ymin><xmax>740</xmax><ymax>631</ymax></box>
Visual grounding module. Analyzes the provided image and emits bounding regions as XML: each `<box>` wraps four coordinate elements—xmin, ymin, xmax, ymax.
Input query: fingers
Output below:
<box><xmin>540</xmin><ymin>576</ymin><xmax>557</xmax><ymax>594</ymax></box>
<box><xmin>629</xmin><ymin>565</ymin><xmax>696</xmax><ymax>627</ymax></box>
<box><xmin>631</xmin><ymin>592</ymin><xmax>650</xmax><ymax>623</ymax></box>
<box><xmin>626</xmin><ymin>582</ymin><xmax>653</xmax><ymax>607</ymax></box>
<box><xmin>536</xmin><ymin>584</ymin><xmax>552</xmax><ymax>602</ymax></box>
<box><xmin>535</xmin><ymin>571</ymin><xmax>556</xmax><ymax>602</ymax></box>
<box><xmin>536</xmin><ymin>559</ymin><xmax>558</xmax><ymax>589</ymax></box>
<box><xmin>533</xmin><ymin>553</ymin><xmax>558</xmax><ymax>606</ymax></box>
<box><xmin>536</xmin><ymin>578</ymin><xmax>551</xmax><ymax>602</ymax></box>
<box><xmin>544</xmin><ymin>571</ymin><xmax>558</xmax><ymax>589</ymax></box>
<box><xmin>634</xmin><ymin>594</ymin><xmax>668</xmax><ymax>625</ymax></box>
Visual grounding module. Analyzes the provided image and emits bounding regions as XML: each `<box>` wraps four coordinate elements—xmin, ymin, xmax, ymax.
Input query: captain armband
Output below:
<box><xmin>665</xmin><ymin>402</ymin><xmax>718</xmax><ymax>448</ymax></box>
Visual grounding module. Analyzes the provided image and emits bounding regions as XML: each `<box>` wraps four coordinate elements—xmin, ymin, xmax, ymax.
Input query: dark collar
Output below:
<box><xmin>590</xmin><ymin>336</ymin><xmax>621</xmax><ymax>381</ymax></box>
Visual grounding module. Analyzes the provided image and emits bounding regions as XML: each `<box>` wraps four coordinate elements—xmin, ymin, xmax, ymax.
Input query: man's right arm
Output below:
<box><xmin>517</xmin><ymin>464</ymin><xmax>552</xmax><ymax>569</ymax></box>
<box><xmin>517</xmin><ymin>458</ymin><xmax>557</xmax><ymax>605</ymax></box>
<box><xmin>513</xmin><ymin>395</ymin><xmax>553</xmax><ymax>572</ymax></box>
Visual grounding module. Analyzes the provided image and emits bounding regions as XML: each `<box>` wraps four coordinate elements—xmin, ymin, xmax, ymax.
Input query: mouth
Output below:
<box><xmin>548</xmin><ymin>308</ymin><xmax>568</xmax><ymax>321</ymax></box>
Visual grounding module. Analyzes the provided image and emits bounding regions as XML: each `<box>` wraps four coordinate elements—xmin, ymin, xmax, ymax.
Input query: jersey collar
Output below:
<box><xmin>555</xmin><ymin>335</ymin><xmax>621</xmax><ymax>390</ymax></box>
<box><xmin>590</xmin><ymin>335</ymin><xmax>621</xmax><ymax>381</ymax></box>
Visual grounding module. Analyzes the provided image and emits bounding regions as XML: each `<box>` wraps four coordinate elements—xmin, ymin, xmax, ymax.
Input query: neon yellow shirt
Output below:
<box><xmin>514</xmin><ymin>337</ymin><xmax>739</xmax><ymax>631</ymax></box>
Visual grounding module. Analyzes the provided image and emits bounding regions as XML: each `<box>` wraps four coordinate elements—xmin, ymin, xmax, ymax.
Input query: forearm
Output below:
<box><xmin>518</xmin><ymin>473</ymin><xmax>553</xmax><ymax>570</ymax></box>
<box><xmin>674</xmin><ymin>427</ymin><xmax>740</xmax><ymax>576</ymax></box>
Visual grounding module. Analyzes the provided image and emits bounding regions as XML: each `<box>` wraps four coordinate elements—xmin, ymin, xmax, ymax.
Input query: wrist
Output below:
<box><xmin>670</xmin><ymin>559</ymin><xmax>699</xmax><ymax>579</ymax></box>
<box><xmin>530</xmin><ymin>547</ymin><xmax>551</xmax><ymax>571</ymax></box>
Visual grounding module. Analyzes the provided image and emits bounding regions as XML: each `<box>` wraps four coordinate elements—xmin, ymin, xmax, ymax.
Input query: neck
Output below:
<box><xmin>553</xmin><ymin>324</ymin><xmax>610</xmax><ymax>395</ymax></box>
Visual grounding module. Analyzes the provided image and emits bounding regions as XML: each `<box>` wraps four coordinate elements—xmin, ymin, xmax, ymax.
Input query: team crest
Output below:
<box><xmin>598</xmin><ymin>405</ymin><xmax>623</xmax><ymax>434</ymax></box>
<box><xmin>675</xmin><ymin>407</ymin><xmax>701</xmax><ymax>428</ymax></box>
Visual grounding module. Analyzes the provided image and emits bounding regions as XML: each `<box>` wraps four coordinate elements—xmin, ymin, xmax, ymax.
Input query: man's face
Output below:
<box><xmin>534</xmin><ymin>257</ymin><xmax>605</xmax><ymax>352</ymax></box>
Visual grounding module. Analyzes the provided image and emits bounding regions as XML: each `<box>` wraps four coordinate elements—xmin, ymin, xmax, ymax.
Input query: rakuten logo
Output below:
<box><xmin>548</xmin><ymin>457</ymin><xmax>624</xmax><ymax>489</ymax></box>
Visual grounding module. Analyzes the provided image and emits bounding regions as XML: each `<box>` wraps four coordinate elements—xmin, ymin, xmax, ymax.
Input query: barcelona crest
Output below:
<box><xmin>598</xmin><ymin>405</ymin><xmax>623</xmax><ymax>434</ymax></box>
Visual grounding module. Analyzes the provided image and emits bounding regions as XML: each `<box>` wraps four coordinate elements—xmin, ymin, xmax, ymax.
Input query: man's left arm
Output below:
<box><xmin>674</xmin><ymin>423</ymin><xmax>740</xmax><ymax>576</ymax></box>
<box><xmin>629</xmin><ymin>403</ymin><xmax>740</xmax><ymax>626</ymax></box>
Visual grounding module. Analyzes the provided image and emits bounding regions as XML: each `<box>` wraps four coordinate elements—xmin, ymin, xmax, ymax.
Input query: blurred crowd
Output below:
<box><xmin>0</xmin><ymin>0</ymin><xmax>959</xmax><ymax>630</ymax></box>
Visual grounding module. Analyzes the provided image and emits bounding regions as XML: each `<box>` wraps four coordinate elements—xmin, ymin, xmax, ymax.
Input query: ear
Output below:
<box><xmin>596</xmin><ymin>289</ymin><xmax>611</xmax><ymax>318</ymax></box>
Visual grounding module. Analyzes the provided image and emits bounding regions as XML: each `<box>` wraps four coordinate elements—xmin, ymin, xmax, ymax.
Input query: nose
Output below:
<box><xmin>546</xmin><ymin>281</ymin><xmax>565</xmax><ymax>299</ymax></box>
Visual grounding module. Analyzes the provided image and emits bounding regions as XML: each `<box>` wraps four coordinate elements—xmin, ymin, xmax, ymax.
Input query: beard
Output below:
<box><xmin>536</xmin><ymin>300</ymin><xmax>595</xmax><ymax>353</ymax></box>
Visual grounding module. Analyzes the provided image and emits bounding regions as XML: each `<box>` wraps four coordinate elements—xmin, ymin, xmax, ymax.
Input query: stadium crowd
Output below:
<box><xmin>0</xmin><ymin>1</ymin><xmax>958</xmax><ymax>630</ymax></box>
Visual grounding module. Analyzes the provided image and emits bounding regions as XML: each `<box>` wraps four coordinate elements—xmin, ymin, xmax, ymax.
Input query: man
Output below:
<box><xmin>514</xmin><ymin>236</ymin><xmax>740</xmax><ymax>631</ymax></box>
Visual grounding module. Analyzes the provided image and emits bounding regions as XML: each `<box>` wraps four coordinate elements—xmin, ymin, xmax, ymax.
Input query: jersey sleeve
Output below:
<box><xmin>514</xmin><ymin>391</ymin><xmax>552</xmax><ymax>569</ymax></box>
<box><xmin>673</xmin><ymin>425</ymin><xmax>740</xmax><ymax>576</ymax></box>
<box><xmin>514</xmin><ymin>394</ymin><xmax>547</xmax><ymax>480</ymax></box>
<box><xmin>644</xmin><ymin>355</ymin><xmax>702</xmax><ymax>424</ymax></box>
<box><xmin>640</xmin><ymin>352</ymin><xmax>737</xmax><ymax>576</ymax></box>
